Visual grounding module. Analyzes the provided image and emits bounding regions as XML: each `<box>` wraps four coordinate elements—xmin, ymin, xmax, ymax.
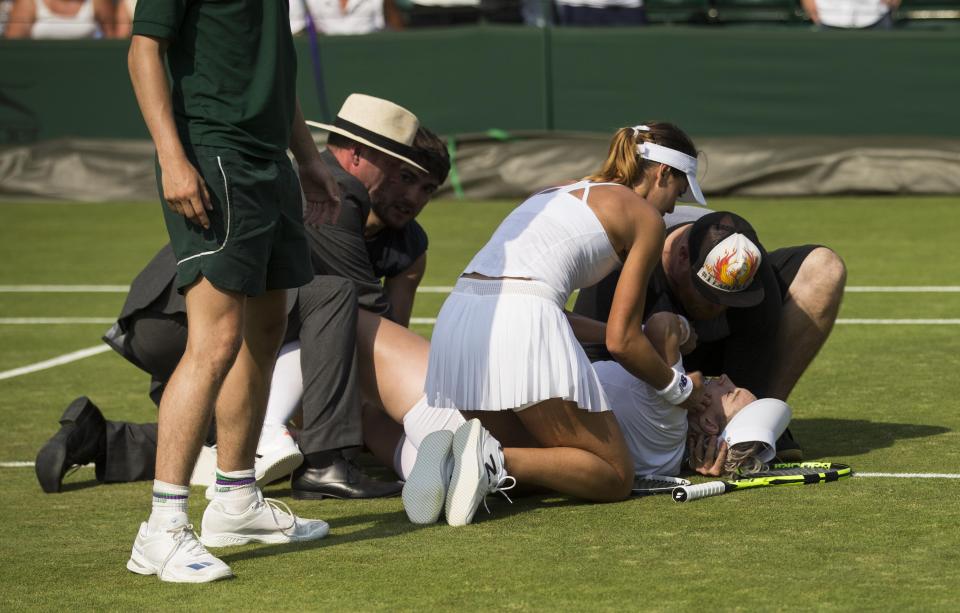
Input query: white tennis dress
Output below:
<box><xmin>425</xmin><ymin>181</ymin><xmax>623</xmax><ymax>412</ymax></box>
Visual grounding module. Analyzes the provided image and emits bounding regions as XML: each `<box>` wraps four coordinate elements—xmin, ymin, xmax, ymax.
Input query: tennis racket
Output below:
<box><xmin>632</xmin><ymin>475</ymin><xmax>691</xmax><ymax>497</ymax></box>
<box><xmin>672</xmin><ymin>462</ymin><xmax>852</xmax><ymax>503</ymax></box>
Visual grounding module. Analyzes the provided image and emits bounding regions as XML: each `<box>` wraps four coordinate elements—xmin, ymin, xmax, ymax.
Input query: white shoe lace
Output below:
<box><xmin>481</xmin><ymin>475</ymin><xmax>517</xmax><ymax>514</ymax></box>
<box><xmin>260</xmin><ymin>496</ymin><xmax>298</xmax><ymax>534</ymax></box>
<box><xmin>159</xmin><ymin>523</ymin><xmax>207</xmax><ymax>580</ymax></box>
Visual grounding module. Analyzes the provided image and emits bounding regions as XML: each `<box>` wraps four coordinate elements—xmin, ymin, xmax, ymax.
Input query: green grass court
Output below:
<box><xmin>1</xmin><ymin>197</ymin><xmax>959</xmax><ymax>611</ymax></box>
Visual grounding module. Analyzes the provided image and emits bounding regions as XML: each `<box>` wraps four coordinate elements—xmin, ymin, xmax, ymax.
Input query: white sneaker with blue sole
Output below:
<box><xmin>402</xmin><ymin>429</ymin><xmax>454</xmax><ymax>524</ymax></box>
<box><xmin>127</xmin><ymin>514</ymin><xmax>233</xmax><ymax>583</ymax></box>
<box><xmin>200</xmin><ymin>488</ymin><xmax>329</xmax><ymax>548</ymax></box>
<box><xmin>444</xmin><ymin>419</ymin><xmax>515</xmax><ymax>527</ymax></box>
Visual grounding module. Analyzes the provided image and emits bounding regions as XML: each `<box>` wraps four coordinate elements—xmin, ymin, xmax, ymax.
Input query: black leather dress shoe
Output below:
<box><xmin>35</xmin><ymin>396</ymin><xmax>106</xmax><ymax>493</ymax></box>
<box><xmin>291</xmin><ymin>457</ymin><xmax>403</xmax><ymax>500</ymax></box>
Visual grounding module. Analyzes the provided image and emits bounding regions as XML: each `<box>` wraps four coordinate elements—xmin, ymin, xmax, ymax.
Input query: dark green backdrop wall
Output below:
<box><xmin>1</xmin><ymin>25</ymin><xmax>958</xmax><ymax>145</ymax></box>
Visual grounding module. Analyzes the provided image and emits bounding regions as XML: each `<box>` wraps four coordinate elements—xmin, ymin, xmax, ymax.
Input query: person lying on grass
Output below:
<box><xmin>595</xmin><ymin>311</ymin><xmax>792</xmax><ymax>480</ymax></box>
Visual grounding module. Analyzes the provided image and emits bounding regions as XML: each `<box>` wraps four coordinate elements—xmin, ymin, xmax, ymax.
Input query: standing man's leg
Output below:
<box><xmin>152</xmin><ymin>279</ymin><xmax>243</xmax><ymax>488</ymax></box>
<box><xmin>209</xmin><ymin>289</ymin><xmax>286</xmax><ymax>473</ymax></box>
<box><xmin>126</xmin><ymin>277</ymin><xmax>242</xmax><ymax>583</ymax></box>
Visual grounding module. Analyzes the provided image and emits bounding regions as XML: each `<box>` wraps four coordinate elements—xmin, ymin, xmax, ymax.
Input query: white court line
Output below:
<box><xmin>1</xmin><ymin>285</ymin><xmax>960</xmax><ymax>294</ymax></box>
<box><xmin>410</xmin><ymin>318</ymin><xmax>437</xmax><ymax>325</ymax></box>
<box><xmin>0</xmin><ymin>285</ymin><xmax>129</xmax><ymax>293</ymax></box>
<box><xmin>0</xmin><ymin>318</ymin><xmax>115</xmax><ymax>325</ymax></box>
<box><xmin>0</xmin><ymin>461</ymin><xmax>954</xmax><ymax>479</ymax></box>
<box><xmin>1</xmin><ymin>318</ymin><xmax>957</xmax><ymax>328</ymax></box>
<box><xmin>845</xmin><ymin>286</ymin><xmax>960</xmax><ymax>293</ymax></box>
<box><xmin>855</xmin><ymin>473</ymin><xmax>960</xmax><ymax>479</ymax></box>
<box><xmin>836</xmin><ymin>319</ymin><xmax>960</xmax><ymax>325</ymax></box>
<box><xmin>0</xmin><ymin>345</ymin><xmax>111</xmax><ymax>381</ymax></box>
<box><xmin>408</xmin><ymin>318</ymin><xmax>960</xmax><ymax>326</ymax></box>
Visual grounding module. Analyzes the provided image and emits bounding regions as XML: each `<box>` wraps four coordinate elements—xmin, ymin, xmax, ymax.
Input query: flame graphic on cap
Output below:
<box><xmin>708</xmin><ymin>249</ymin><xmax>758</xmax><ymax>290</ymax></box>
<box><xmin>697</xmin><ymin>233</ymin><xmax>761</xmax><ymax>293</ymax></box>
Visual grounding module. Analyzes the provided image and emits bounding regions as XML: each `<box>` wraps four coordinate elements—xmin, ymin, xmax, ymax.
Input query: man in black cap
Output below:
<box><xmin>574</xmin><ymin>207</ymin><xmax>847</xmax><ymax>459</ymax></box>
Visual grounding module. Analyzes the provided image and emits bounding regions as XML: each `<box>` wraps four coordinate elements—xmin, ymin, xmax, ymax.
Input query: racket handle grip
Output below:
<box><xmin>673</xmin><ymin>481</ymin><xmax>726</xmax><ymax>502</ymax></box>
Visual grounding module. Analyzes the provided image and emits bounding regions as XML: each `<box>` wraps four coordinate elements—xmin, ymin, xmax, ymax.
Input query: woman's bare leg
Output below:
<box><xmin>362</xmin><ymin>401</ymin><xmax>404</xmax><ymax>475</ymax></box>
<box><xmin>506</xmin><ymin>398</ymin><xmax>634</xmax><ymax>502</ymax></box>
<box><xmin>356</xmin><ymin>309</ymin><xmax>429</xmax><ymax>422</ymax></box>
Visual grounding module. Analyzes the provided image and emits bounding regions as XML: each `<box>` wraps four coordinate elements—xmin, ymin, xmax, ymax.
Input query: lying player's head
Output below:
<box><xmin>586</xmin><ymin>122</ymin><xmax>704</xmax><ymax>215</ymax></box>
<box><xmin>688</xmin><ymin>376</ymin><xmax>791</xmax><ymax>476</ymax></box>
<box><xmin>687</xmin><ymin>375</ymin><xmax>764</xmax><ymax>476</ymax></box>
<box><xmin>667</xmin><ymin>211</ymin><xmax>765</xmax><ymax>320</ymax></box>
<box><xmin>688</xmin><ymin>374</ymin><xmax>756</xmax><ymax>438</ymax></box>
<box><xmin>370</xmin><ymin>127</ymin><xmax>450</xmax><ymax>230</ymax></box>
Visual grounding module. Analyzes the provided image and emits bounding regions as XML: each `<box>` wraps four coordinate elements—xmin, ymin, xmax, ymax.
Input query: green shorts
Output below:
<box><xmin>158</xmin><ymin>146</ymin><xmax>313</xmax><ymax>297</ymax></box>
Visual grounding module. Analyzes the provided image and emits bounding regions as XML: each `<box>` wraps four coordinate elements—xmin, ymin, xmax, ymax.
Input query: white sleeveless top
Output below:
<box><xmin>464</xmin><ymin>181</ymin><xmax>623</xmax><ymax>300</ymax></box>
<box><xmin>595</xmin><ymin>359</ymin><xmax>688</xmax><ymax>476</ymax></box>
<box><xmin>32</xmin><ymin>0</ymin><xmax>98</xmax><ymax>39</ymax></box>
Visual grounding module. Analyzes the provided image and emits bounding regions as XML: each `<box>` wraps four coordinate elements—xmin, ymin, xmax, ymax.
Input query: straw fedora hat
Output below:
<box><xmin>306</xmin><ymin>93</ymin><xmax>426</xmax><ymax>172</ymax></box>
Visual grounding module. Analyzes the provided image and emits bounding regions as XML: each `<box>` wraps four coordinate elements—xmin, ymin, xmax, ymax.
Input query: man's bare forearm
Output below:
<box><xmin>128</xmin><ymin>35</ymin><xmax>188</xmax><ymax>166</ymax></box>
<box><xmin>289</xmin><ymin>99</ymin><xmax>323</xmax><ymax>165</ymax></box>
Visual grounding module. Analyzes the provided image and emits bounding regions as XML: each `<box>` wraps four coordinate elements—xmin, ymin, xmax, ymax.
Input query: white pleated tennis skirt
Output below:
<box><xmin>424</xmin><ymin>278</ymin><xmax>610</xmax><ymax>412</ymax></box>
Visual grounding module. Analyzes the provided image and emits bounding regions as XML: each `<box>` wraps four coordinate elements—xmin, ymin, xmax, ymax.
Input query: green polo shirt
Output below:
<box><xmin>132</xmin><ymin>1</ymin><xmax>297</xmax><ymax>160</ymax></box>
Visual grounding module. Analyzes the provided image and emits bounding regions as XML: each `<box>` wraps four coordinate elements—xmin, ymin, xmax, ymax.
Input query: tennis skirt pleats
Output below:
<box><xmin>425</xmin><ymin>278</ymin><xmax>610</xmax><ymax>412</ymax></box>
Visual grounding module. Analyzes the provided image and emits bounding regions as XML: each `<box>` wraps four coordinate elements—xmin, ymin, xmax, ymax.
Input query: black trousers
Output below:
<box><xmin>99</xmin><ymin>276</ymin><xmax>360</xmax><ymax>483</ymax></box>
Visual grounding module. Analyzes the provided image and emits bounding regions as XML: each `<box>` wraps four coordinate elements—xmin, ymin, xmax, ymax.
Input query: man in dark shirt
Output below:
<box><xmin>122</xmin><ymin>0</ymin><xmax>338</xmax><ymax>581</ymax></box>
<box><xmin>574</xmin><ymin>207</ymin><xmax>846</xmax><ymax>459</ymax></box>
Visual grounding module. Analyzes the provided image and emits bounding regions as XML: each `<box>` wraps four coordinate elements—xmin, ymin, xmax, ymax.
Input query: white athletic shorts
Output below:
<box><xmin>424</xmin><ymin>278</ymin><xmax>610</xmax><ymax>413</ymax></box>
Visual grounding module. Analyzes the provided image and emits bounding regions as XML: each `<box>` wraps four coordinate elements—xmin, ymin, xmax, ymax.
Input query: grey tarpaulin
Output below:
<box><xmin>3</xmin><ymin>134</ymin><xmax>960</xmax><ymax>203</ymax></box>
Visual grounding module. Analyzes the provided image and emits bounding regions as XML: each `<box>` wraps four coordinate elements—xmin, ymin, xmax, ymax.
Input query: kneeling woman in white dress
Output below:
<box><xmin>403</xmin><ymin>123</ymin><xmax>712</xmax><ymax>526</ymax></box>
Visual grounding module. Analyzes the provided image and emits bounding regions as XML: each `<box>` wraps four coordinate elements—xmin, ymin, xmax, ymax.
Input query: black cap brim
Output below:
<box><xmin>692</xmin><ymin>272</ymin><xmax>765</xmax><ymax>308</ymax></box>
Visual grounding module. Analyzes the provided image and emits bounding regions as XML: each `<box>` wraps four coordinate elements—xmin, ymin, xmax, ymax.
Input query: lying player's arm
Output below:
<box><xmin>643</xmin><ymin>311</ymin><xmax>694</xmax><ymax>365</ymax></box>
<box><xmin>128</xmin><ymin>34</ymin><xmax>212</xmax><ymax>229</ymax></box>
<box><xmin>687</xmin><ymin>432</ymin><xmax>728</xmax><ymax>477</ymax></box>
<box><xmin>383</xmin><ymin>253</ymin><xmax>426</xmax><ymax>328</ymax></box>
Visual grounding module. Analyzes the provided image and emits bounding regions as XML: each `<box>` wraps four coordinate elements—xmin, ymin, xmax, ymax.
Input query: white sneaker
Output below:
<box><xmin>200</xmin><ymin>488</ymin><xmax>329</xmax><ymax>547</ymax></box>
<box><xmin>445</xmin><ymin>419</ymin><xmax>516</xmax><ymax>527</ymax></box>
<box><xmin>402</xmin><ymin>430</ymin><xmax>454</xmax><ymax>524</ymax></box>
<box><xmin>127</xmin><ymin>515</ymin><xmax>233</xmax><ymax>583</ymax></box>
<box><xmin>202</xmin><ymin>425</ymin><xmax>304</xmax><ymax>500</ymax></box>
<box><xmin>254</xmin><ymin>424</ymin><xmax>304</xmax><ymax>486</ymax></box>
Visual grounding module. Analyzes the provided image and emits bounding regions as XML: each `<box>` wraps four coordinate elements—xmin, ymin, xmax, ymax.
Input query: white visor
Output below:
<box><xmin>720</xmin><ymin>398</ymin><xmax>792</xmax><ymax>464</ymax></box>
<box><xmin>637</xmin><ymin>142</ymin><xmax>706</xmax><ymax>206</ymax></box>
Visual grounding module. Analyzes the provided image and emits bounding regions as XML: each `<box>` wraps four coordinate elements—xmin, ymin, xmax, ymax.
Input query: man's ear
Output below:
<box><xmin>350</xmin><ymin>144</ymin><xmax>364</xmax><ymax>166</ymax></box>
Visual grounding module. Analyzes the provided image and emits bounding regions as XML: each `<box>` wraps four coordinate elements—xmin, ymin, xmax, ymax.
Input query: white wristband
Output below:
<box><xmin>656</xmin><ymin>368</ymin><xmax>693</xmax><ymax>405</ymax></box>
<box><xmin>676</xmin><ymin>315</ymin><xmax>691</xmax><ymax>346</ymax></box>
